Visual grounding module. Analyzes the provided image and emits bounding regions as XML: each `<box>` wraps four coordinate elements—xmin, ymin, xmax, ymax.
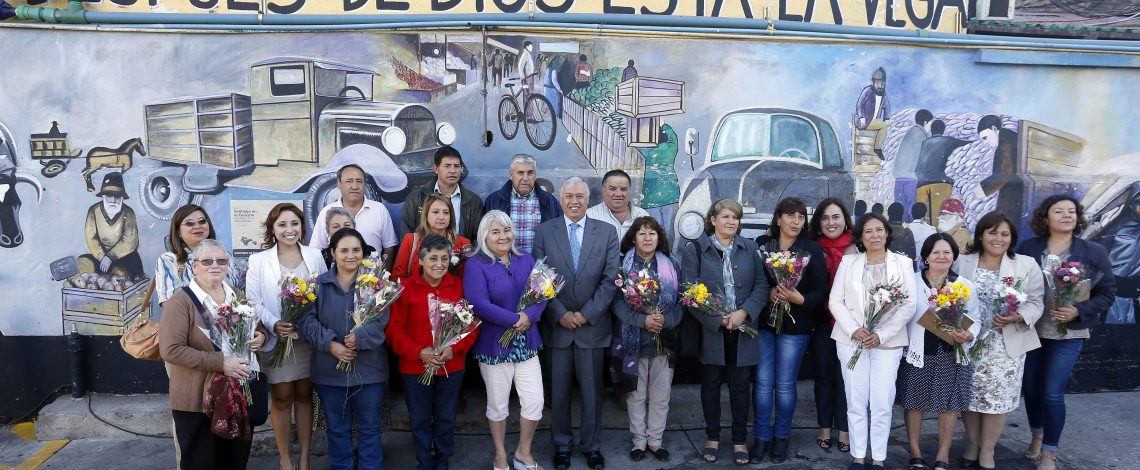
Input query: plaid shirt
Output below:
<box><xmin>510</xmin><ymin>189</ymin><xmax>542</xmax><ymax>253</ymax></box>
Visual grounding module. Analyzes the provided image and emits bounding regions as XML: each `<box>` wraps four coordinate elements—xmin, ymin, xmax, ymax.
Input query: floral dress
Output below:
<box><xmin>968</xmin><ymin>269</ymin><xmax>1026</xmax><ymax>414</ymax></box>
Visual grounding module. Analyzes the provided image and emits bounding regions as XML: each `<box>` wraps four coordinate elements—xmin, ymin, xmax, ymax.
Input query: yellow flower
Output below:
<box><xmin>543</xmin><ymin>285</ymin><xmax>555</xmax><ymax>298</ymax></box>
<box><xmin>306</xmin><ymin>293</ymin><xmax>317</xmax><ymax>301</ymax></box>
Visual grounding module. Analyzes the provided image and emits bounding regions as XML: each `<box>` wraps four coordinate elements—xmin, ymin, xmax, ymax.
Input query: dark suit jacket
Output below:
<box><xmin>532</xmin><ymin>216</ymin><xmax>620</xmax><ymax>349</ymax></box>
<box><xmin>680</xmin><ymin>234</ymin><xmax>769</xmax><ymax>366</ymax></box>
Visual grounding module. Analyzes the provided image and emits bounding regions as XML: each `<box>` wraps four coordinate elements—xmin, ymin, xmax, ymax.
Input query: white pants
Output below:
<box><xmin>837</xmin><ymin>344</ymin><xmax>903</xmax><ymax>461</ymax></box>
<box><xmin>626</xmin><ymin>356</ymin><xmax>674</xmax><ymax>449</ymax></box>
<box><xmin>479</xmin><ymin>356</ymin><xmax>544</xmax><ymax>422</ymax></box>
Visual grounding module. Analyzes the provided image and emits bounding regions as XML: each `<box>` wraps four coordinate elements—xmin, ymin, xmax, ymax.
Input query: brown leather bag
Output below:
<box><xmin>120</xmin><ymin>278</ymin><xmax>162</xmax><ymax>361</ymax></box>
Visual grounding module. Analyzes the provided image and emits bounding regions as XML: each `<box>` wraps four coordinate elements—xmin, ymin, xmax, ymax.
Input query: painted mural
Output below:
<box><xmin>0</xmin><ymin>27</ymin><xmax>1138</xmax><ymax>339</ymax></box>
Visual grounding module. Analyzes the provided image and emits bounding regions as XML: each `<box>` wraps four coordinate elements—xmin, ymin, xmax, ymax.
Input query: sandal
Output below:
<box><xmin>702</xmin><ymin>442</ymin><xmax>719</xmax><ymax>464</ymax></box>
<box><xmin>933</xmin><ymin>460</ymin><xmax>951</xmax><ymax>470</ymax></box>
<box><xmin>733</xmin><ymin>446</ymin><xmax>750</xmax><ymax>466</ymax></box>
<box><xmin>817</xmin><ymin>438</ymin><xmax>833</xmax><ymax>452</ymax></box>
<box><xmin>1024</xmin><ymin>436</ymin><xmax>1043</xmax><ymax>463</ymax></box>
<box><xmin>1036</xmin><ymin>452</ymin><xmax>1057</xmax><ymax>470</ymax></box>
<box><xmin>837</xmin><ymin>440</ymin><xmax>851</xmax><ymax>453</ymax></box>
<box><xmin>909</xmin><ymin>457</ymin><xmax>930</xmax><ymax>469</ymax></box>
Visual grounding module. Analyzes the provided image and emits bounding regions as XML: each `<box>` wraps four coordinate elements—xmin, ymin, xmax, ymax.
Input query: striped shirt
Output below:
<box><xmin>510</xmin><ymin>189</ymin><xmax>542</xmax><ymax>253</ymax></box>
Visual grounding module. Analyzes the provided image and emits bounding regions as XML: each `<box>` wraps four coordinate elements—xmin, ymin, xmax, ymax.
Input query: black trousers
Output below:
<box><xmin>700</xmin><ymin>330</ymin><xmax>754</xmax><ymax>445</ymax></box>
<box><xmin>811</xmin><ymin>325</ymin><xmax>849</xmax><ymax>432</ymax></box>
<box><xmin>172</xmin><ymin>410</ymin><xmax>252</xmax><ymax>470</ymax></box>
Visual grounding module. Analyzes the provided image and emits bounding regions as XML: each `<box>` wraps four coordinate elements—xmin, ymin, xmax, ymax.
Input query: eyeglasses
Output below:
<box><xmin>182</xmin><ymin>218</ymin><xmax>209</xmax><ymax>228</ymax></box>
<box><xmin>195</xmin><ymin>258</ymin><xmax>229</xmax><ymax>266</ymax></box>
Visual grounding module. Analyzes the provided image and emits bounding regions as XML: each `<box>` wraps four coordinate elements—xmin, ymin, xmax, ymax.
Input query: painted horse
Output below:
<box><xmin>83</xmin><ymin>137</ymin><xmax>146</xmax><ymax>192</ymax></box>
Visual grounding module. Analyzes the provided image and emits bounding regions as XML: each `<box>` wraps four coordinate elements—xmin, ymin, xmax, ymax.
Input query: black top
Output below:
<box><xmin>755</xmin><ymin>235</ymin><xmax>829</xmax><ymax>335</ymax></box>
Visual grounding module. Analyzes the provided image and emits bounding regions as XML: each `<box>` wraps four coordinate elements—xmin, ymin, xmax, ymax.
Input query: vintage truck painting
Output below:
<box><xmin>140</xmin><ymin>58</ymin><xmax>456</xmax><ymax>228</ymax></box>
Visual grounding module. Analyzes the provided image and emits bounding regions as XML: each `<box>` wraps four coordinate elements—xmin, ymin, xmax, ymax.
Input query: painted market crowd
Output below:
<box><xmin>153</xmin><ymin>145</ymin><xmax>1114</xmax><ymax>470</ymax></box>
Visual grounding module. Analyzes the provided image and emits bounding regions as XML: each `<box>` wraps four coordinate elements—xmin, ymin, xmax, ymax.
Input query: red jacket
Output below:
<box><xmin>386</xmin><ymin>272</ymin><xmax>478</xmax><ymax>376</ymax></box>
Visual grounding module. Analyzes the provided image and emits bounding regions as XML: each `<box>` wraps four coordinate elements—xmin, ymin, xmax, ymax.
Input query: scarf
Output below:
<box><xmin>203</xmin><ymin>373</ymin><xmax>252</xmax><ymax>441</ymax></box>
<box><xmin>610</xmin><ymin>251</ymin><xmax>678</xmax><ymax>392</ymax></box>
<box><xmin>818</xmin><ymin>232</ymin><xmax>853</xmax><ymax>325</ymax></box>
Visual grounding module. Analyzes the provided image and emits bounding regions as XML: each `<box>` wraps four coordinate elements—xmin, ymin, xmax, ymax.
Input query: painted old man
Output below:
<box><xmin>78</xmin><ymin>172</ymin><xmax>144</xmax><ymax>277</ymax></box>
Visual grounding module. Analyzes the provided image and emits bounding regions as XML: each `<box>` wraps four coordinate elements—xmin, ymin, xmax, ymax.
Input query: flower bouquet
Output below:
<box><xmin>1041</xmin><ymin>253</ymin><xmax>1099</xmax><ymax>335</ymax></box>
<box><xmin>213</xmin><ymin>291</ymin><xmax>259</xmax><ymax>404</ymax></box>
<box><xmin>763</xmin><ymin>251</ymin><xmax>811</xmax><ymax>334</ymax></box>
<box><xmin>971</xmin><ymin>274</ymin><xmax>1025</xmax><ymax>359</ymax></box>
<box><xmin>615</xmin><ymin>267</ymin><xmax>665</xmax><ymax>354</ymax></box>
<box><xmin>265</xmin><ymin>273</ymin><xmax>317</xmax><ymax>368</ymax></box>
<box><xmin>337</xmin><ymin>256</ymin><xmax>403</xmax><ymax>371</ymax></box>
<box><xmin>847</xmin><ymin>278</ymin><xmax>908</xmax><ymax>370</ymax></box>
<box><xmin>499</xmin><ymin>257</ymin><xmax>564</xmax><ymax>347</ymax></box>
<box><xmin>918</xmin><ymin>280</ymin><xmax>973</xmax><ymax>364</ymax></box>
<box><xmin>681</xmin><ymin>282</ymin><xmax>757</xmax><ymax>338</ymax></box>
<box><xmin>420</xmin><ymin>295</ymin><xmax>482</xmax><ymax>385</ymax></box>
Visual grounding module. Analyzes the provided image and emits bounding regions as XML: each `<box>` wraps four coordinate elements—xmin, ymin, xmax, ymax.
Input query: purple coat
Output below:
<box><xmin>854</xmin><ymin>85</ymin><xmax>890</xmax><ymax>129</ymax></box>
<box><xmin>462</xmin><ymin>252</ymin><xmax>547</xmax><ymax>356</ymax></box>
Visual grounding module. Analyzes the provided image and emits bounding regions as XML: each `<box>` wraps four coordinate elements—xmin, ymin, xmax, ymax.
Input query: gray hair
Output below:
<box><xmin>560</xmin><ymin>176</ymin><xmax>590</xmax><ymax>200</ymax></box>
<box><xmin>324</xmin><ymin>207</ymin><xmax>355</xmax><ymax>234</ymax></box>
<box><xmin>189</xmin><ymin>239</ymin><xmax>230</xmax><ymax>263</ymax></box>
<box><xmin>508</xmin><ymin>154</ymin><xmax>538</xmax><ymax>172</ymax></box>
<box><xmin>476</xmin><ymin>210</ymin><xmax>520</xmax><ymax>259</ymax></box>
<box><xmin>418</xmin><ymin>233</ymin><xmax>454</xmax><ymax>260</ymax></box>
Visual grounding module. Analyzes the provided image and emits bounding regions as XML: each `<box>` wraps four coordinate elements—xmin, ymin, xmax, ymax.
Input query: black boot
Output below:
<box><xmin>748</xmin><ymin>439</ymin><xmax>770</xmax><ymax>464</ymax></box>
<box><xmin>769</xmin><ymin>437</ymin><xmax>789</xmax><ymax>463</ymax></box>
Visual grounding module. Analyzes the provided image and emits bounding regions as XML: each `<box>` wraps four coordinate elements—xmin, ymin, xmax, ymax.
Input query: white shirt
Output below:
<box><xmin>434</xmin><ymin>182</ymin><xmax>463</xmax><ymax>235</ymax></box>
<box><xmin>586</xmin><ymin>202</ymin><xmax>650</xmax><ymax>239</ymax></box>
<box><xmin>309</xmin><ymin>198</ymin><xmax>398</xmax><ymax>251</ymax></box>
<box><xmin>564</xmin><ymin>215</ymin><xmax>586</xmax><ymax>247</ymax></box>
<box><xmin>187</xmin><ymin>279</ymin><xmax>235</xmax><ymax>340</ymax></box>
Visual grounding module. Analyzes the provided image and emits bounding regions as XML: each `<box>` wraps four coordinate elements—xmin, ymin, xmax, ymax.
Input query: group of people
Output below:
<box><xmin>155</xmin><ymin>144</ymin><xmax>1114</xmax><ymax>470</ymax></box>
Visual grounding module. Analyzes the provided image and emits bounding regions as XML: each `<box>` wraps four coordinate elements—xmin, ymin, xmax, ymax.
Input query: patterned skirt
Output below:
<box><xmin>968</xmin><ymin>331</ymin><xmax>1025</xmax><ymax>414</ymax></box>
<box><xmin>896</xmin><ymin>346</ymin><xmax>973</xmax><ymax>413</ymax></box>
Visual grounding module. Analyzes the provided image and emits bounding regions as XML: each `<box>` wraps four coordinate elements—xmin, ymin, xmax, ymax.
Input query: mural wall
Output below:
<box><xmin>2</xmin><ymin>27</ymin><xmax>1139</xmax><ymax>344</ymax></box>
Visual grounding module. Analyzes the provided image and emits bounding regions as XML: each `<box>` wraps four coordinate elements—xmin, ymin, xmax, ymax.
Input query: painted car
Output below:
<box><xmin>674</xmin><ymin>107</ymin><xmax>854</xmax><ymax>253</ymax></box>
<box><xmin>139</xmin><ymin>58</ymin><xmax>456</xmax><ymax>228</ymax></box>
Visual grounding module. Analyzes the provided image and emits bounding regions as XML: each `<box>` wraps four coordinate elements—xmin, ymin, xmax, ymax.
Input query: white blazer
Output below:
<box><xmin>904</xmin><ymin>272</ymin><xmax>982</xmax><ymax>368</ymax></box>
<box><xmin>953</xmin><ymin>253</ymin><xmax>1045</xmax><ymax>358</ymax></box>
<box><xmin>245</xmin><ymin>244</ymin><xmax>327</xmax><ymax>342</ymax></box>
<box><xmin>828</xmin><ymin>251</ymin><xmax>918</xmax><ymax>348</ymax></box>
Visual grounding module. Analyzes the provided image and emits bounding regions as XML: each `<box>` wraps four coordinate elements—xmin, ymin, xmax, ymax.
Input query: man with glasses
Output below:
<box><xmin>400</xmin><ymin>146</ymin><xmax>486</xmax><ymax>242</ymax></box>
<box><xmin>310</xmin><ymin>164</ymin><xmax>398</xmax><ymax>269</ymax></box>
<box><xmin>483</xmin><ymin>154</ymin><xmax>562</xmax><ymax>253</ymax></box>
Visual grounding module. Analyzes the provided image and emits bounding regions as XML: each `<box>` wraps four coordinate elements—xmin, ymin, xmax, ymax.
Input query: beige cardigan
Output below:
<box><xmin>159</xmin><ymin>288</ymin><xmax>224</xmax><ymax>412</ymax></box>
<box><xmin>953</xmin><ymin>253</ymin><xmax>1045</xmax><ymax>358</ymax></box>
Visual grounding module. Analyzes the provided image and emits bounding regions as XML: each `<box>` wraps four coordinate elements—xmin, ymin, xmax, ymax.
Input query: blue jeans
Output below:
<box><xmin>752</xmin><ymin>330</ymin><xmax>810</xmax><ymax>440</ymax></box>
<box><xmin>314</xmin><ymin>383</ymin><xmax>385</xmax><ymax>470</ymax></box>
<box><xmin>1023</xmin><ymin>338</ymin><xmax>1084</xmax><ymax>452</ymax></box>
<box><xmin>402</xmin><ymin>372</ymin><xmax>464</xmax><ymax>470</ymax></box>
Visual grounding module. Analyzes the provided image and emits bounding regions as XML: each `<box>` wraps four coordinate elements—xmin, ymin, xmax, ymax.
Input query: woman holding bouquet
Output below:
<box><xmin>954</xmin><ymin>211</ymin><xmax>1044</xmax><ymax>470</ymax></box>
<box><xmin>297</xmin><ymin>228</ymin><xmax>390</xmax><ymax>470</ymax></box>
<box><xmin>808</xmin><ymin>198</ymin><xmax>857</xmax><ymax>454</ymax></box>
<box><xmin>387</xmin><ymin>234</ymin><xmax>476</xmax><ymax>470</ymax></box>
<box><xmin>463</xmin><ymin>211</ymin><xmax>547</xmax><ymax>470</ymax></box>
<box><xmin>159</xmin><ymin>239</ymin><xmax>270</xmax><ymax>470</ymax></box>
<box><xmin>245</xmin><ymin>203</ymin><xmax>327</xmax><ymax>470</ymax></box>
<box><xmin>1017</xmin><ymin>195</ymin><xmax>1115</xmax><ymax>470</ymax></box>
<box><xmin>897</xmin><ymin>233</ymin><xmax>979</xmax><ymax>470</ymax></box>
<box><xmin>749</xmin><ymin>197</ymin><xmax>828</xmax><ymax>464</ymax></box>
<box><xmin>610</xmin><ymin>216</ymin><xmax>683</xmax><ymax>462</ymax></box>
<box><xmin>393</xmin><ymin>194</ymin><xmax>473</xmax><ymax>280</ymax></box>
<box><xmin>680</xmin><ymin>199</ymin><xmax>769</xmax><ymax>466</ymax></box>
<box><xmin>828</xmin><ymin>213</ymin><xmax>917</xmax><ymax>470</ymax></box>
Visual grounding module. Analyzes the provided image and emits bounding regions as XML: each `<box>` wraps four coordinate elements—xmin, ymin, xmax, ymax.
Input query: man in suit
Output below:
<box><xmin>533</xmin><ymin>176</ymin><xmax>620</xmax><ymax>470</ymax></box>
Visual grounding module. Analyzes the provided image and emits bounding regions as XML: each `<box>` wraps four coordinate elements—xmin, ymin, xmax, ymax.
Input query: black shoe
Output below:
<box><xmin>769</xmin><ymin>437</ymin><xmax>789</xmax><ymax>463</ymax></box>
<box><xmin>847</xmin><ymin>463</ymin><xmax>864</xmax><ymax>470</ymax></box>
<box><xmin>649</xmin><ymin>447</ymin><xmax>669</xmax><ymax>461</ymax></box>
<box><xmin>871</xmin><ymin>465</ymin><xmax>887</xmax><ymax>470</ymax></box>
<box><xmin>960</xmin><ymin>458</ymin><xmax>978</xmax><ymax>468</ymax></box>
<box><xmin>552</xmin><ymin>451</ymin><xmax>570</xmax><ymax>470</ymax></box>
<box><xmin>629</xmin><ymin>448</ymin><xmax>646</xmax><ymax>462</ymax></box>
<box><xmin>748</xmin><ymin>439</ymin><xmax>770</xmax><ymax>464</ymax></box>
<box><xmin>583</xmin><ymin>450</ymin><xmax>605</xmax><ymax>469</ymax></box>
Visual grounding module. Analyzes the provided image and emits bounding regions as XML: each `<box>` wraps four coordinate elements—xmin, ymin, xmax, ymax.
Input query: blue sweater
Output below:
<box><xmin>297</xmin><ymin>269</ymin><xmax>389</xmax><ymax>387</ymax></box>
<box><xmin>1017</xmin><ymin>235</ymin><xmax>1117</xmax><ymax>331</ymax></box>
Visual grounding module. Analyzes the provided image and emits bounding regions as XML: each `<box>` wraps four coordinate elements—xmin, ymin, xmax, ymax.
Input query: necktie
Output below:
<box><xmin>569</xmin><ymin>222</ymin><xmax>581</xmax><ymax>272</ymax></box>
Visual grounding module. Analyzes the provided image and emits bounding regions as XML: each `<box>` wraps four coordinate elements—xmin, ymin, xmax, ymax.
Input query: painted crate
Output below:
<box><xmin>61</xmin><ymin>279</ymin><xmax>149</xmax><ymax>335</ymax></box>
<box><xmin>145</xmin><ymin>93</ymin><xmax>253</xmax><ymax>169</ymax></box>
<box><xmin>615</xmin><ymin>76</ymin><xmax>684</xmax><ymax>118</ymax></box>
